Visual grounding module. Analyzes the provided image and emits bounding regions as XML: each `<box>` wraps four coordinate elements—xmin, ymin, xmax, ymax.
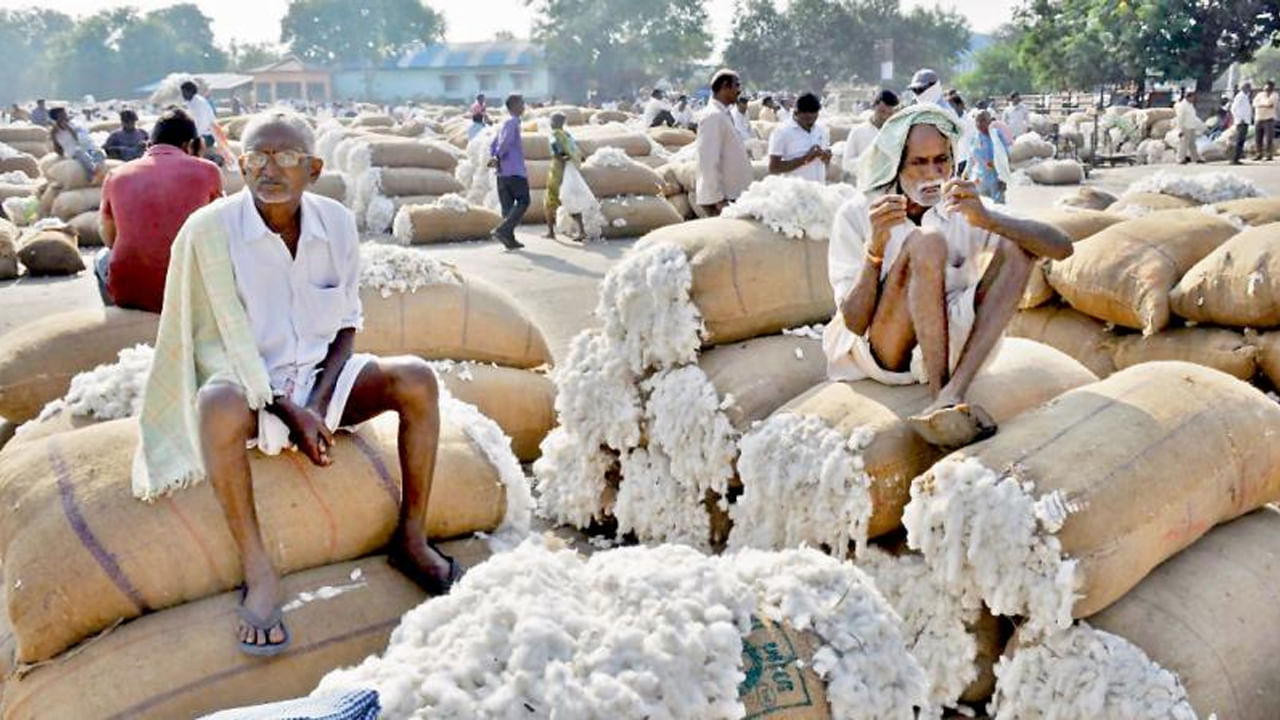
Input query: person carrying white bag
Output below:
<box><xmin>545</xmin><ymin>112</ymin><xmax>600</xmax><ymax>241</ymax></box>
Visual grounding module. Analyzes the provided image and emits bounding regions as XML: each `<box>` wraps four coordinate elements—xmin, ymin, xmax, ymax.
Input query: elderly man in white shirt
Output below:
<box><xmin>1231</xmin><ymin>82</ymin><xmax>1254</xmax><ymax>164</ymax></box>
<box><xmin>696</xmin><ymin>69</ymin><xmax>753</xmax><ymax>215</ymax></box>
<box><xmin>826</xmin><ymin>104</ymin><xmax>1071</xmax><ymax>448</ymax></box>
<box><xmin>843</xmin><ymin>89</ymin><xmax>900</xmax><ymax>185</ymax></box>
<box><xmin>768</xmin><ymin>92</ymin><xmax>832</xmax><ymax>182</ymax></box>
<box><xmin>167</xmin><ymin>112</ymin><xmax>460</xmax><ymax>656</ymax></box>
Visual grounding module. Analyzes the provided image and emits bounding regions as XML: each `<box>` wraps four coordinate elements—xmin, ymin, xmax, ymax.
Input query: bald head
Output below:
<box><xmin>241</xmin><ymin>111</ymin><xmax>315</xmax><ymax>155</ymax></box>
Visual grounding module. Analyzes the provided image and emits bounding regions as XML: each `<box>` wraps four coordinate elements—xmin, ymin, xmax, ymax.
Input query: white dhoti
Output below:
<box><xmin>252</xmin><ymin>353</ymin><xmax>378</xmax><ymax>455</ymax></box>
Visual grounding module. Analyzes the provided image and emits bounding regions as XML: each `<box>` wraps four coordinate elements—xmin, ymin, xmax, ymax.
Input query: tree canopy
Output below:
<box><xmin>281</xmin><ymin>0</ymin><xmax>446</xmax><ymax>67</ymax></box>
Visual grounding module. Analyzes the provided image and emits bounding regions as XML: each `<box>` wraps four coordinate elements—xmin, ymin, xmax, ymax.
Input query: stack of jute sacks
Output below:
<box><xmin>341</xmin><ymin>135</ymin><xmax>466</xmax><ymax>233</ymax></box>
<box><xmin>521</xmin><ymin>123</ymin><xmax>662</xmax><ymax>228</ymax></box>
<box><xmin>0</xmin><ymin>125</ymin><xmax>48</xmax><ymax>171</ymax></box>
<box><xmin>1012</xmin><ymin>174</ymin><xmax>1280</xmax><ymax>388</ymax></box>
<box><xmin>575</xmin><ymin>146</ymin><xmax>682</xmax><ymax>239</ymax></box>
<box><xmin>37</xmin><ymin>154</ymin><xmax>122</xmax><ymax>246</ymax></box>
<box><xmin>900</xmin><ymin>360</ymin><xmax>1280</xmax><ymax>719</ymax></box>
<box><xmin>655</xmin><ymin>158</ymin><xmax>771</xmax><ymax>222</ymax></box>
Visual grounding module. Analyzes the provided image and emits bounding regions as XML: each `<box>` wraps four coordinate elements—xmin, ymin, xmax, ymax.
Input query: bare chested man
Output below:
<box><xmin>822</xmin><ymin>104</ymin><xmax>1072</xmax><ymax>447</ymax></box>
<box><xmin>135</xmin><ymin>112</ymin><xmax>460</xmax><ymax>656</ymax></box>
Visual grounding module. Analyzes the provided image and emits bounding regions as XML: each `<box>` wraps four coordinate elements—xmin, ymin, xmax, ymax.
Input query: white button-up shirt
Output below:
<box><xmin>1232</xmin><ymin>90</ymin><xmax>1254</xmax><ymax>126</ymax></box>
<box><xmin>223</xmin><ymin>189</ymin><xmax>363</xmax><ymax>397</ymax></box>
<box><xmin>186</xmin><ymin>93</ymin><xmax>218</xmax><ymax>137</ymax></box>
<box><xmin>768</xmin><ymin>119</ymin><xmax>830</xmax><ymax>183</ymax></box>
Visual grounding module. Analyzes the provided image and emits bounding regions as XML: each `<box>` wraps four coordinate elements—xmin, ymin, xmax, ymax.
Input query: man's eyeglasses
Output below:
<box><xmin>240</xmin><ymin>150</ymin><xmax>311</xmax><ymax>170</ymax></box>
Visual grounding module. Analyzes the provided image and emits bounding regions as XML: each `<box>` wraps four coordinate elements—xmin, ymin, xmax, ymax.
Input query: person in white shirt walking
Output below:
<box><xmin>768</xmin><ymin>92</ymin><xmax>831</xmax><ymax>183</ymax></box>
<box><xmin>1175</xmin><ymin>89</ymin><xmax>1206</xmax><ymax>164</ymax></box>
<box><xmin>181</xmin><ymin>80</ymin><xmax>224</xmax><ymax>167</ymax></box>
<box><xmin>696</xmin><ymin>69</ymin><xmax>752</xmax><ymax>216</ymax></box>
<box><xmin>1231</xmin><ymin>82</ymin><xmax>1254</xmax><ymax>165</ymax></box>
<box><xmin>843</xmin><ymin>89</ymin><xmax>900</xmax><ymax>185</ymax></box>
<box><xmin>1002</xmin><ymin>92</ymin><xmax>1030</xmax><ymax>137</ymax></box>
<box><xmin>1253</xmin><ymin>79</ymin><xmax>1276</xmax><ymax>161</ymax></box>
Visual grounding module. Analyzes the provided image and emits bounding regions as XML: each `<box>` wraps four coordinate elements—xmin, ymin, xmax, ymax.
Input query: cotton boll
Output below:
<box><xmin>532</xmin><ymin>427</ymin><xmax>616</xmax><ymax>528</ymax></box>
<box><xmin>358</xmin><ymin>244</ymin><xmax>461</xmax><ymax>297</ymax></box>
<box><xmin>364</xmin><ymin>193</ymin><xmax>396</xmax><ymax>233</ymax></box>
<box><xmin>583</xmin><ymin>146</ymin><xmax>633</xmax><ymax>169</ymax></box>
<box><xmin>434</xmin><ymin>192</ymin><xmax>471</xmax><ymax>213</ymax></box>
<box><xmin>989</xmin><ymin>623</ymin><xmax>1198</xmax><ymax>720</ymax></box>
<box><xmin>1126</xmin><ymin>170</ymin><xmax>1261</xmax><ymax>205</ymax></box>
<box><xmin>728</xmin><ymin>413</ymin><xmax>873</xmax><ymax>555</ymax></box>
<box><xmin>595</xmin><ymin>242</ymin><xmax>704</xmax><ymax>373</ymax></box>
<box><xmin>902</xmin><ymin>457</ymin><xmax>1078</xmax><ymax>636</ymax></box>
<box><xmin>35</xmin><ymin>343</ymin><xmax>155</xmax><ymax>423</ymax></box>
<box><xmin>857</xmin><ymin>547</ymin><xmax>982</xmax><ymax>714</ymax></box>
<box><xmin>549</xmin><ymin>328</ymin><xmax>642</xmax><ymax>451</ymax></box>
<box><xmin>722</xmin><ymin>175</ymin><xmax>857</xmax><ymax>240</ymax></box>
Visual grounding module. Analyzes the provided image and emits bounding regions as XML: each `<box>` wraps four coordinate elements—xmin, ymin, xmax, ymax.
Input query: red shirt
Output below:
<box><xmin>101</xmin><ymin>145</ymin><xmax>222</xmax><ymax>312</ymax></box>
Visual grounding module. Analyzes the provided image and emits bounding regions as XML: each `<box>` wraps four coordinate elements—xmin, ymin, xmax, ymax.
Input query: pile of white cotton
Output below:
<box><xmin>314</xmin><ymin>540</ymin><xmax>928</xmax><ymax>720</ymax></box>
<box><xmin>583</xmin><ymin>146</ymin><xmax>633</xmax><ymax>169</ymax></box>
<box><xmin>358</xmin><ymin>243</ymin><xmax>461</xmax><ymax>297</ymax></box>
<box><xmin>33</xmin><ymin>344</ymin><xmax>154</xmax><ymax>424</ymax></box>
<box><xmin>1126</xmin><ymin>170</ymin><xmax>1261</xmax><ymax>205</ymax></box>
<box><xmin>989</xmin><ymin>624</ymin><xmax>1198</xmax><ymax>720</ymax></box>
<box><xmin>723</xmin><ymin>175</ymin><xmax>857</xmax><ymax>240</ymax></box>
<box><xmin>433</xmin><ymin>192</ymin><xmax>471</xmax><ymax>213</ymax></box>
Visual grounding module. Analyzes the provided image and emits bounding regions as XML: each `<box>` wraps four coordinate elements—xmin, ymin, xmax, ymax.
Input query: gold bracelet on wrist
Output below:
<box><xmin>865</xmin><ymin>251</ymin><xmax>884</xmax><ymax>265</ymax></box>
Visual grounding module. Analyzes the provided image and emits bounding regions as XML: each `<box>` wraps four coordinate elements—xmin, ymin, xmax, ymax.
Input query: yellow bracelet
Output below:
<box><xmin>865</xmin><ymin>251</ymin><xmax>884</xmax><ymax>265</ymax></box>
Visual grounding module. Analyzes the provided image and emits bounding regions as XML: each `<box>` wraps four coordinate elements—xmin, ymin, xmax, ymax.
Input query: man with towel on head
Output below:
<box><xmin>823</xmin><ymin>104</ymin><xmax>1072</xmax><ymax>448</ymax></box>
<box><xmin>133</xmin><ymin>111</ymin><xmax>462</xmax><ymax>658</ymax></box>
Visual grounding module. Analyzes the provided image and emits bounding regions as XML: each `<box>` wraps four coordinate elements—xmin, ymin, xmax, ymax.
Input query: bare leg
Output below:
<box><xmin>867</xmin><ymin>227</ymin><xmax>950</xmax><ymax>378</ymax></box>
<box><xmin>340</xmin><ymin>357</ymin><xmax>453</xmax><ymax>587</ymax></box>
<box><xmin>904</xmin><ymin>228</ymin><xmax>951</xmax><ymax>394</ymax></box>
<box><xmin>197</xmin><ymin>384</ymin><xmax>284</xmax><ymax>649</ymax></box>
<box><xmin>933</xmin><ymin>238</ymin><xmax>1034</xmax><ymax>407</ymax></box>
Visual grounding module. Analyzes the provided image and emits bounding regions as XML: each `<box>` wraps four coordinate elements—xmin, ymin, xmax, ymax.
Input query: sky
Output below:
<box><xmin>1</xmin><ymin>0</ymin><xmax>1017</xmax><ymax>49</ymax></box>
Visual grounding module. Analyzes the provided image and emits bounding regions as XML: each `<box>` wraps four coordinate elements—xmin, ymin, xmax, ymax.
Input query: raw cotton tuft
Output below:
<box><xmin>1126</xmin><ymin>170</ymin><xmax>1261</xmax><ymax>205</ymax></box>
<box><xmin>548</xmin><ymin>328</ymin><xmax>642</xmax><ymax>451</ymax></box>
<box><xmin>358</xmin><ymin>243</ymin><xmax>461</xmax><ymax>297</ymax></box>
<box><xmin>434</xmin><ymin>192</ymin><xmax>471</xmax><ymax>213</ymax></box>
<box><xmin>902</xmin><ymin>456</ymin><xmax>1078</xmax><ymax>636</ymax></box>
<box><xmin>989</xmin><ymin>623</ymin><xmax>1198</xmax><ymax>720</ymax></box>
<box><xmin>583</xmin><ymin>146</ymin><xmax>633</xmax><ymax>169</ymax></box>
<box><xmin>314</xmin><ymin>539</ymin><xmax>928</xmax><ymax>719</ymax></box>
<box><xmin>729</xmin><ymin>413</ymin><xmax>873</xmax><ymax>554</ymax></box>
<box><xmin>595</xmin><ymin>242</ymin><xmax>704</xmax><ymax>373</ymax></box>
<box><xmin>532</xmin><ymin>427</ymin><xmax>616</xmax><ymax>528</ymax></box>
<box><xmin>32</xmin><ymin>344</ymin><xmax>155</xmax><ymax>426</ymax></box>
<box><xmin>723</xmin><ymin>175</ymin><xmax>858</xmax><ymax>240</ymax></box>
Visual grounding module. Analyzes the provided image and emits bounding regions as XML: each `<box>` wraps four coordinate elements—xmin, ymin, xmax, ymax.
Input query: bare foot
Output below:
<box><xmin>388</xmin><ymin>530</ymin><xmax>461</xmax><ymax>595</ymax></box>
<box><xmin>238</xmin><ymin>568</ymin><xmax>287</xmax><ymax>650</ymax></box>
<box><xmin>543</xmin><ymin>229</ymin><xmax>557</xmax><ymax>239</ymax></box>
<box><xmin>907</xmin><ymin>401</ymin><xmax>997</xmax><ymax>449</ymax></box>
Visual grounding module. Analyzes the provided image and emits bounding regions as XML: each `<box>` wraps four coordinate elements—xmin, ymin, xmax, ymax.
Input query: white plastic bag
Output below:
<box><xmin>559</xmin><ymin>163</ymin><xmax>596</xmax><ymax>214</ymax></box>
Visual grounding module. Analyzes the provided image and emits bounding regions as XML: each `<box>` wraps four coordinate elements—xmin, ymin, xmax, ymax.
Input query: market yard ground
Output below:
<box><xmin>7</xmin><ymin>162</ymin><xmax>1280</xmax><ymax>357</ymax></box>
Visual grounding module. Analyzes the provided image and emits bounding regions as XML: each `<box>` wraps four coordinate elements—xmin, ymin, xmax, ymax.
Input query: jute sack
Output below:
<box><xmin>44</xmin><ymin>158</ymin><xmax>113</xmax><ymax>189</ymax></box>
<box><xmin>1087</xmin><ymin>507</ymin><xmax>1280</xmax><ymax>720</ymax></box>
<box><xmin>0</xmin><ymin>126</ymin><xmax>47</xmax><ymax>144</ymax></box>
<box><xmin>67</xmin><ymin>210</ymin><xmax>102</xmax><ymax>246</ymax></box>
<box><xmin>635</xmin><ymin>217</ymin><xmax>834</xmax><ymax>346</ymax></box>
<box><xmin>1105</xmin><ymin>191</ymin><xmax>1195</xmax><ymax>215</ymax></box>
<box><xmin>581</xmin><ymin>160</ymin><xmax>665</xmax><ymax>197</ymax></box>
<box><xmin>0</xmin><ymin>307</ymin><xmax>159</xmax><ymax>422</ymax></box>
<box><xmin>0</xmin><ymin>155</ymin><xmax>38</xmax><ymax>178</ymax></box>
<box><xmin>655</xmin><ymin>163</ymin><xmax>684</xmax><ymax>196</ymax></box>
<box><xmin>669</xmin><ymin>193</ymin><xmax>695</xmax><ymax>220</ymax></box>
<box><xmin>353</xmin><ymin>113</ymin><xmax>395</xmax><ymax>128</ymax></box>
<box><xmin>736</xmin><ymin>338</ymin><xmax>1096</xmax><ymax>542</ymax></box>
<box><xmin>349</xmin><ymin>138</ymin><xmax>458</xmax><ymax>172</ymax></box>
<box><xmin>1007</xmin><ymin>305</ymin><xmax>1118</xmax><ymax>378</ymax></box>
<box><xmin>525</xmin><ymin>159</ymin><xmax>551</xmax><ymax>189</ymax></box>
<box><xmin>1046</xmin><ymin>209</ymin><xmax>1239</xmax><ymax>334</ymax></box>
<box><xmin>1020</xmin><ymin>209</ymin><xmax>1126</xmax><ymax>308</ymax></box>
<box><xmin>1008</xmin><ymin>134</ymin><xmax>1055</xmax><ymax>164</ymax></box>
<box><xmin>309</xmin><ymin>172</ymin><xmax>348</xmax><ymax>204</ymax></box>
<box><xmin>1256</xmin><ymin>332</ymin><xmax>1280</xmax><ymax>388</ymax></box>
<box><xmin>355</xmin><ymin>276</ymin><xmax>552</xmax><ymax>369</ymax></box>
<box><xmin>737</xmin><ymin>616</ymin><xmax>832</xmax><ymax>719</ymax></box>
<box><xmin>912</xmin><ymin>361</ymin><xmax>1280</xmax><ymax>623</ymax></box>
<box><xmin>576</xmin><ymin>130</ymin><xmax>652</xmax><ymax>158</ymax></box>
<box><xmin>4</xmin><ymin>142</ymin><xmax>48</xmax><ymax>158</ymax></box>
<box><xmin>592</xmin><ymin>110</ymin><xmax>631</xmax><ymax>124</ymax></box>
<box><xmin>648</xmin><ymin>126</ymin><xmax>696</xmax><ymax>147</ymax></box>
<box><xmin>0</xmin><ymin>557</ymin><xmax>443</xmax><ymax>720</ymax></box>
<box><xmin>1213</xmin><ymin>196</ymin><xmax>1280</xmax><ymax>226</ymax></box>
<box><xmin>438</xmin><ymin>364</ymin><xmax>555</xmax><ymax>462</ymax></box>
<box><xmin>0</xmin><ymin>413</ymin><xmax>507</xmax><ymax>664</ymax></box>
<box><xmin>521</xmin><ymin>188</ymin><xmax>549</xmax><ymax>224</ymax></box>
<box><xmin>0</xmin><ymin>218</ymin><xmax>17</xmax><ymax>280</ymax></box>
<box><xmin>1111</xmin><ymin>327</ymin><xmax>1257</xmax><ymax>380</ymax></box>
<box><xmin>1024</xmin><ymin>159</ymin><xmax>1084</xmax><ymax>185</ymax></box>
<box><xmin>535</xmin><ymin>105</ymin><xmax>587</xmax><ymax>125</ymax></box>
<box><xmin>0</xmin><ymin>182</ymin><xmax>35</xmax><ymax>201</ymax></box>
<box><xmin>522</xmin><ymin>133</ymin><xmax>552</xmax><ymax>161</ymax></box>
<box><xmin>16</xmin><ymin>227</ymin><xmax>82</xmax><ymax>276</ymax></box>
<box><xmin>392</xmin><ymin>202</ymin><xmax>502</xmax><ymax>245</ymax></box>
<box><xmin>1055</xmin><ymin>187</ymin><xmax>1118</xmax><ymax>211</ymax></box>
<box><xmin>370</xmin><ymin>167</ymin><xmax>463</xmax><ymax>197</ymax></box>
<box><xmin>1169</xmin><ymin>222</ymin><xmax>1280</xmax><ymax>328</ymax></box>
<box><xmin>600</xmin><ymin>195</ymin><xmax>682</xmax><ymax>238</ymax></box>
<box><xmin>670</xmin><ymin>161</ymin><xmax>698</xmax><ymax>194</ymax></box>
<box><xmin>50</xmin><ymin>186</ymin><xmax>101</xmax><ymax>220</ymax></box>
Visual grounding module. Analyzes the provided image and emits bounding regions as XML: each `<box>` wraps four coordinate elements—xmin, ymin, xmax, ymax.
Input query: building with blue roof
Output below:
<box><xmin>332</xmin><ymin>40</ymin><xmax>550</xmax><ymax>104</ymax></box>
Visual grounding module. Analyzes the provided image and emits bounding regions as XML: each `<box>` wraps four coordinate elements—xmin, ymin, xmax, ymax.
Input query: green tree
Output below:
<box><xmin>0</xmin><ymin>9</ymin><xmax>73</xmax><ymax>104</ymax></box>
<box><xmin>954</xmin><ymin>26</ymin><xmax>1035</xmax><ymax>100</ymax></box>
<box><xmin>118</xmin><ymin>4</ymin><xmax>226</xmax><ymax>90</ymax></box>
<box><xmin>723</xmin><ymin>0</ymin><xmax>790</xmax><ymax>90</ymax></box>
<box><xmin>1243</xmin><ymin>42</ymin><xmax>1280</xmax><ymax>84</ymax></box>
<box><xmin>528</xmin><ymin>0</ymin><xmax>712</xmax><ymax>101</ymax></box>
<box><xmin>229</xmin><ymin>41</ymin><xmax>285</xmax><ymax>72</ymax></box>
<box><xmin>48</xmin><ymin>8</ymin><xmax>136</xmax><ymax>99</ymax></box>
<box><xmin>889</xmin><ymin>5</ymin><xmax>971</xmax><ymax>89</ymax></box>
<box><xmin>281</xmin><ymin>0</ymin><xmax>446</xmax><ymax>66</ymax></box>
<box><xmin>1014</xmin><ymin>0</ymin><xmax>1145</xmax><ymax>92</ymax></box>
<box><xmin>1138</xmin><ymin>0</ymin><xmax>1280</xmax><ymax>95</ymax></box>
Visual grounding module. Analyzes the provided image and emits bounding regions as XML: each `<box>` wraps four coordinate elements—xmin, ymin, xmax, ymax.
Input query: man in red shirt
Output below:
<box><xmin>96</xmin><ymin>108</ymin><xmax>223</xmax><ymax>313</ymax></box>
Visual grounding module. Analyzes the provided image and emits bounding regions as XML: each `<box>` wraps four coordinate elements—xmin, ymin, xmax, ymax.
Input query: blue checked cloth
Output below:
<box><xmin>198</xmin><ymin>689</ymin><xmax>380</xmax><ymax>720</ymax></box>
